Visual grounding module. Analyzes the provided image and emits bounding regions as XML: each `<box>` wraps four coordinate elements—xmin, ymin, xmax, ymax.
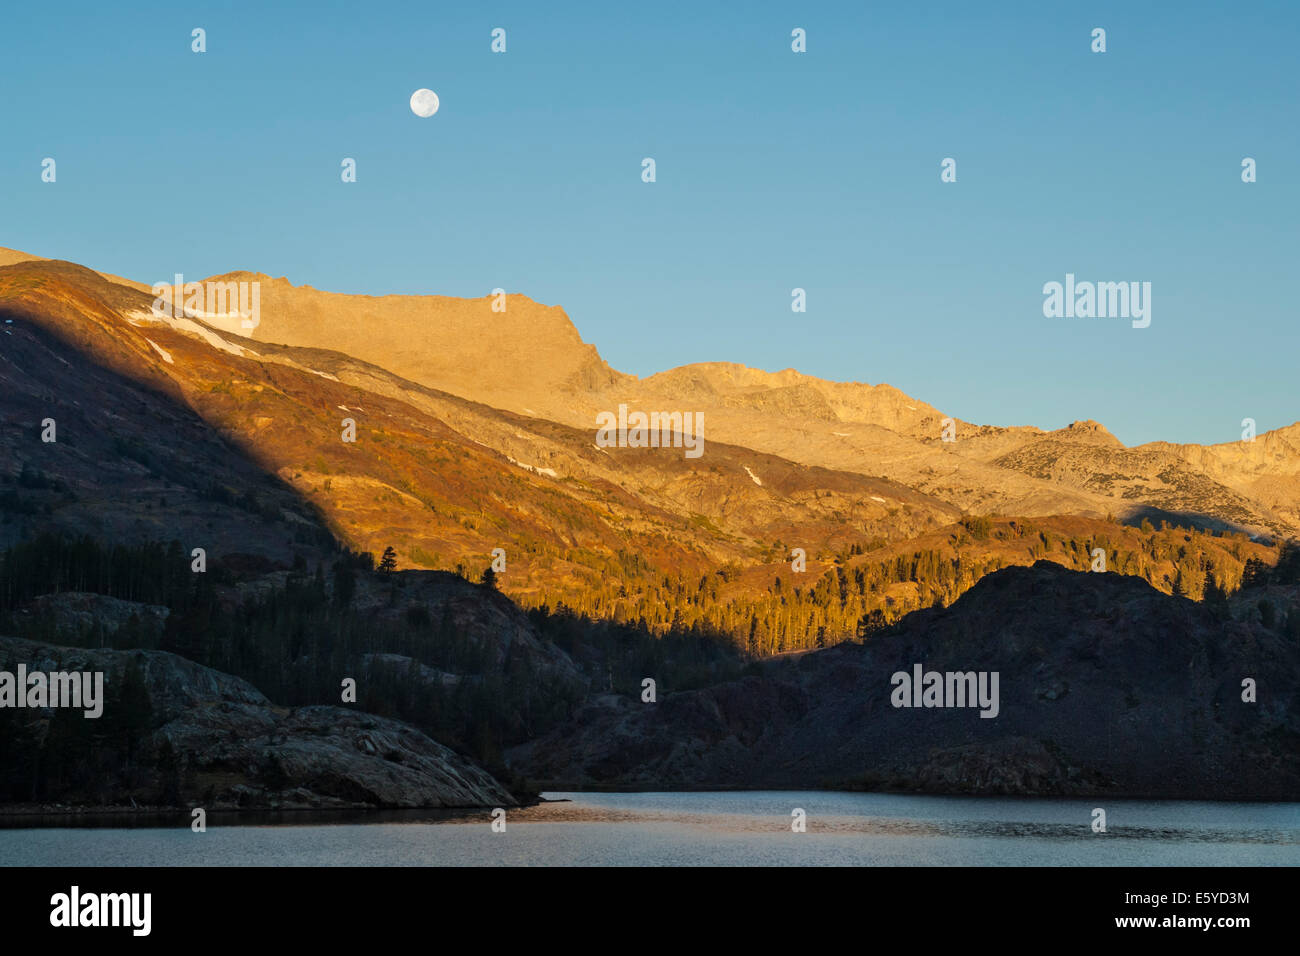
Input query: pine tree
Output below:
<box><xmin>331</xmin><ymin>561</ymin><xmax>355</xmax><ymax>604</ymax></box>
<box><xmin>1241</xmin><ymin>557</ymin><xmax>1268</xmax><ymax>589</ymax></box>
<box><xmin>1202</xmin><ymin>570</ymin><xmax>1229</xmax><ymax>616</ymax></box>
<box><xmin>379</xmin><ymin>546</ymin><xmax>398</xmax><ymax>574</ymax></box>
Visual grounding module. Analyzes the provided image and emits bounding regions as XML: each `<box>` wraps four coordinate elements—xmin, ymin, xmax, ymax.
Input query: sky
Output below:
<box><xmin>2</xmin><ymin>0</ymin><xmax>1296</xmax><ymax>446</ymax></box>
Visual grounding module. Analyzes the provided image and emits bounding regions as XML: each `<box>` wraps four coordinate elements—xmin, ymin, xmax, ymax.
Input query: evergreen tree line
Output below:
<box><xmin>0</xmin><ymin>653</ymin><xmax>154</xmax><ymax>804</ymax></box>
<box><xmin>0</xmin><ymin>534</ymin><xmax>752</xmax><ymax>785</ymax></box>
<box><xmin>507</xmin><ymin>525</ymin><xmax>1300</xmax><ymax>656</ymax></box>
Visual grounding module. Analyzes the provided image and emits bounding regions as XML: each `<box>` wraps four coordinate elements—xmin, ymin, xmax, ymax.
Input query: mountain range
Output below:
<box><xmin>2</xmin><ymin>249</ymin><xmax>1295</xmax><ymax>584</ymax></box>
<box><xmin>1</xmin><ymin>246</ymin><xmax>1297</xmax><ymax>806</ymax></box>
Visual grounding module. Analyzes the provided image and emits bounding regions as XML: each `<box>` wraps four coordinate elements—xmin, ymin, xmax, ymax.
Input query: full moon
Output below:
<box><xmin>409</xmin><ymin>89</ymin><xmax>440</xmax><ymax>118</ymax></box>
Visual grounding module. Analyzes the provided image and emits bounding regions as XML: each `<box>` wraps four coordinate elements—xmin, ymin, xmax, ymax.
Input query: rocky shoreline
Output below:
<box><xmin>0</xmin><ymin>636</ymin><xmax>520</xmax><ymax>812</ymax></box>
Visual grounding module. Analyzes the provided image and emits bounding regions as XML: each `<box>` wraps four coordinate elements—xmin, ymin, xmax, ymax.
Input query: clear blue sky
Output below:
<box><xmin>2</xmin><ymin>1</ymin><xmax>1295</xmax><ymax>446</ymax></box>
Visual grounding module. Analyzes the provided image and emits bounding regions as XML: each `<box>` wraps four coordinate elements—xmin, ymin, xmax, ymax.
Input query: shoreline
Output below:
<box><xmin>3</xmin><ymin>789</ymin><xmax>1296</xmax><ymax>829</ymax></box>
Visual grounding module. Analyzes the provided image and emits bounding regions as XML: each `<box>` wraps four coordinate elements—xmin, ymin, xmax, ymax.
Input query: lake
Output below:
<box><xmin>2</xmin><ymin>791</ymin><xmax>1297</xmax><ymax>866</ymax></box>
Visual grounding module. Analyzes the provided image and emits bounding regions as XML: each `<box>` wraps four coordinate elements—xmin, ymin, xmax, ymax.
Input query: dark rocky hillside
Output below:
<box><xmin>0</xmin><ymin>636</ymin><xmax>517</xmax><ymax>810</ymax></box>
<box><xmin>508</xmin><ymin>562</ymin><xmax>1300</xmax><ymax>800</ymax></box>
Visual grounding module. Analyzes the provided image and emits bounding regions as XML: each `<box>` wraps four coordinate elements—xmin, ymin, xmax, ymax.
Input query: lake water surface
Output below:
<box><xmin>2</xmin><ymin>791</ymin><xmax>1297</xmax><ymax>866</ymax></box>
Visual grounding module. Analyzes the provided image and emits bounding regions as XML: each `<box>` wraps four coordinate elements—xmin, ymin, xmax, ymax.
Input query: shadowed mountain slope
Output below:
<box><xmin>507</xmin><ymin>562</ymin><xmax>1300</xmax><ymax>799</ymax></box>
